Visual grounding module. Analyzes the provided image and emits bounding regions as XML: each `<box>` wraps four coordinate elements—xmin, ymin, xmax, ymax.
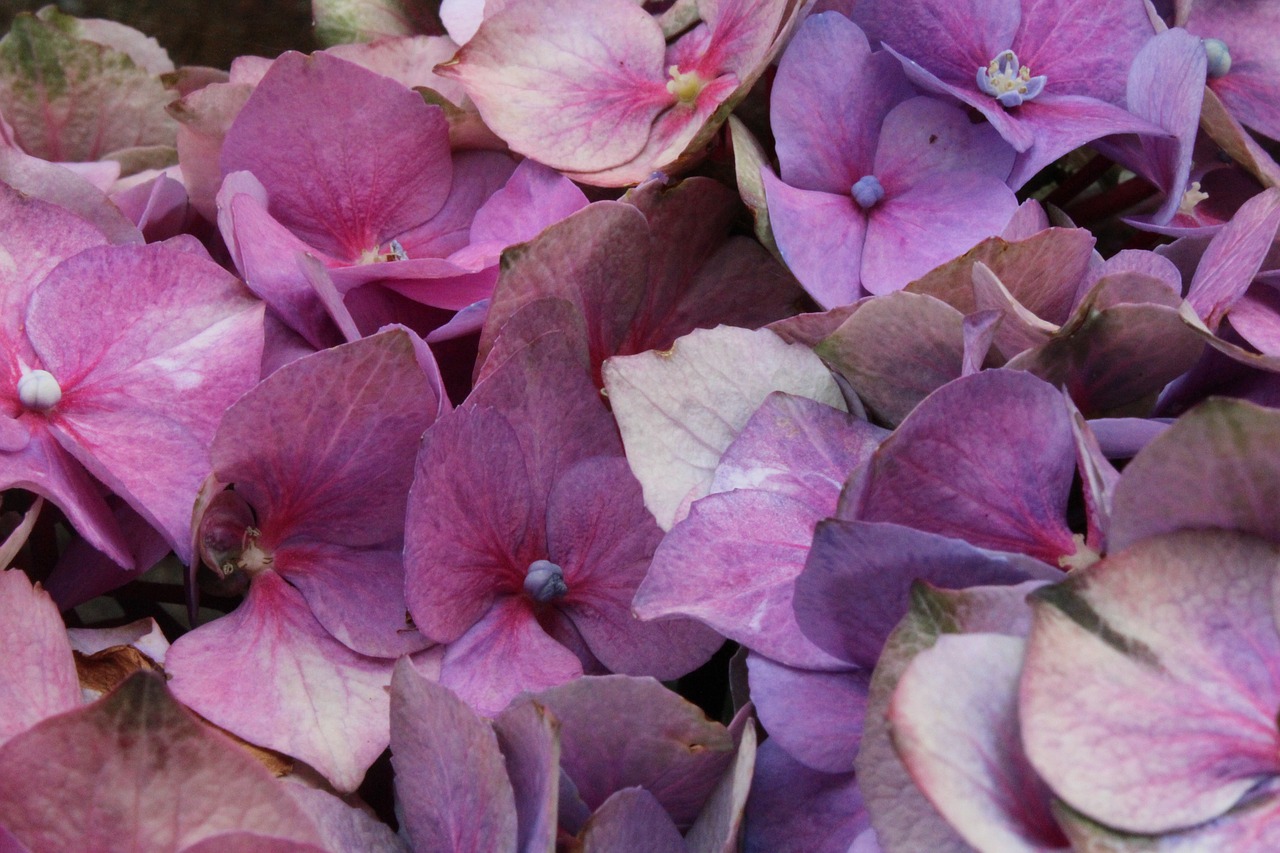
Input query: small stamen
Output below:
<box><xmin>1178</xmin><ymin>181</ymin><xmax>1209</xmax><ymax>216</ymax></box>
<box><xmin>237</xmin><ymin>527</ymin><xmax>274</xmax><ymax>575</ymax></box>
<box><xmin>977</xmin><ymin>49</ymin><xmax>1046</xmax><ymax>108</ymax></box>
<box><xmin>17</xmin><ymin>369</ymin><xmax>61</xmax><ymax>411</ymax></box>
<box><xmin>524</xmin><ymin>559</ymin><xmax>568</xmax><ymax>603</ymax></box>
<box><xmin>666</xmin><ymin>65</ymin><xmax>706</xmax><ymax>105</ymax></box>
<box><xmin>851</xmin><ymin>175</ymin><xmax>886</xmax><ymax>210</ymax></box>
<box><xmin>1203</xmin><ymin>38</ymin><xmax>1231</xmax><ymax>79</ymax></box>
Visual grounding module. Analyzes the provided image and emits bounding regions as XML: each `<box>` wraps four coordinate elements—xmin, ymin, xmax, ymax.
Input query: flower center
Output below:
<box><xmin>977</xmin><ymin>49</ymin><xmax>1047</xmax><ymax>108</ymax></box>
<box><xmin>222</xmin><ymin>526</ymin><xmax>273</xmax><ymax>578</ymax></box>
<box><xmin>666</xmin><ymin>65</ymin><xmax>706</xmax><ymax>105</ymax></box>
<box><xmin>851</xmin><ymin>175</ymin><xmax>886</xmax><ymax>210</ymax></box>
<box><xmin>357</xmin><ymin>238</ymin><xmax>409</xmax><ymax>265</ymax></box>
<box><xmin>523</xmin><ymin>559</ymin><xmax>568</xmax><ymax>603</ymax></box>
<box><xmin>17</xmin><ymin>369</ymin><xmax>61</xmax><ymax>411</ymax></box>
<box><xmin>1203</xmin><ymin>38</ymin><xmax>1231</xmax><ymax>78</ymax></box>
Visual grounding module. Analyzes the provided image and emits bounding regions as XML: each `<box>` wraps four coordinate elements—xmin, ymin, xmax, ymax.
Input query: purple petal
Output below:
<box><xmin>853</xmin><ymin>0</ymin><xmax>1018</xmax><ymax>87</ymax></box>
<box><xmin>849</xmin><ymin>370</ymin><xmax>1079</xmax><ymax>564</ymax></box>
<box><xmin>1117</xmin><ymin>28</ymin><xmax>1206</xmax><ymax>224</ymax></box>
<box><xmin>744</xmin><ymin>739</ymin><xmax>872</xmax><ymax>853</ymax></box>
<box><xmin>637</xmin><ymin>490</ymin><xmax>847</xmax><ymax>668</ymax></box>
<box><xmin>440</xmin><ymin>597</ymin><xmax>585</xmax><ymax>717</ymax></box>
<box><xmin>493</xmin><ymin>697</ymin><xmax>562</xmax><ymax>853</ymax></box>
<box><xmin>1005</xmin><ymin>94</ymin><xmax>1169</xmax><ymax>189</ymax></box>
<box><xmin>1186</xmin><ymin>187</ymin><xmax>1280</xmax><ymax>329</ymax></box>
<box><xmin>794</xmin><ymin>521</ymin><xmax>1057</xmax><ymax>668</ymax></box>
<box><xmin>770</xmin><ymin>13</ymin><xmax>910</xmax><ymax>192</ymax></box>
<box><xmin>862</xmin><ymin>174</ymin><xmax>1018</xmax><ymax>296</ymax></box>
<box><xmin>390</xmin><ymin>658</ymin><xmax>519</xmax><ymax>852</ymax></box>
<box><xmin>709</xmin><ymin>392</ymin><xmax>886</xmax><ymax>509</ymax></box>
<box><xmin>761</xmin><ymin>170</ymin><xmax>867</xmax><ymax>308</ymax></box>
<box><xmin>551</xmin><ymin>457</ymin><xmax>723</xmax><ymax>678</ymax></box>
<box><xmin>747</xmin><ymin>654</ymin><xmax>869</xmax><ymax>773</ymax></box>
<box><xmin>578</xmin><ymin>788</ymin><xmax>686</xmax><ymax>853</ymax></box>
<box><xmin>874</xmin><ymin>96</ymin><xmax>1015</xmax><ymax>184</ymax></box>
<box><xmin>534</xmin><ymin>675</ymin><xmax>735</xmax><ymax>828</ymax></box>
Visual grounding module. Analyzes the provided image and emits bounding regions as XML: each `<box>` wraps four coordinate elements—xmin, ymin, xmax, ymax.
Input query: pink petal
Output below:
<box><xmin>167</xmin><ymin>572</ymin><xmax>395</xmax><ymax>792</ymax></box>
<box><xmin>891</xmin><ymin>634</ymin><xmax>1067</xmax><ymax>850</ymax></box>
<box><xmin>1021</xmin><ymin>531</ymin><xmax>1280</xmax><ymax>834</ymax></box>
<box><xmin>439</xmin><ymin>596</ymin><xmax>585</xmax><ymax>717</ymax></box>
<box><xmin>222</xmin><ymin>52</ymin><xmax>451</xmax><ymax>260</ymax></box>
<box><xmin>0</xmin><ymin>569</ymin><xmax>78</xmax><ymax>747</ymax></box>
<box><xmin>440</xmin><ymin>0</ymin><xmax>672</xmax><ymax>173</ymax></box>
<box><xmin>29</xmin><ymin>243</ymin><xmax>264</xmax><ymax>562</ymax></box>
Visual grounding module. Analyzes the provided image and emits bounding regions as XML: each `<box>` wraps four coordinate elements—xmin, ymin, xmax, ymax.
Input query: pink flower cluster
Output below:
<box><xmin>2</xmin><ymin>0</ymin><xmax>1280</xmax><ymax>848</ymax></box>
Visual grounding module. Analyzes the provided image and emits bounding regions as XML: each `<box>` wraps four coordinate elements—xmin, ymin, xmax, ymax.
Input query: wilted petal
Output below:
<box><xmin>1021</xmin><ymin>531</ymin><xmax>1280</xmax><ymax>834</ymax></box>
<box><xmin>890</xmin><ymin>634</ymin><xmax>1067</xmax><ymax>850</ymax></box>
<box><xmin>604</xmin><ymin>325</ymin><xmax>844</xmax><ymax>530</ymax></box>
<box><xmin>817</xmin><ymin>292</ymin><xmax>966</xmax><ymax>426</ymax></box>
<box><xmin>534</xmin><ymin>676</ymin><xmax>735</xmax><ymax>828</ymax></box>
<box><xmin>1110</xmin><ymin>398</ymin><xmax>1280</xmax><ymax>549</ymax></box>
<box><xmin>0</xmin><ymin>672</ymin><xmax>324</xmax><ymax>850</ymax></box>
<box><xmin>685</xmin><ymin>718</ymin><xmax>757</xmax><ymax>853</ymax></box>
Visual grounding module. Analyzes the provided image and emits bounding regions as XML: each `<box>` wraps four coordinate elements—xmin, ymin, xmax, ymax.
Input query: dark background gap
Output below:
<box><xmin>0</xmin><ymin>0</ymin><xmax>316</xmax><ymax>69</ymax></box>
